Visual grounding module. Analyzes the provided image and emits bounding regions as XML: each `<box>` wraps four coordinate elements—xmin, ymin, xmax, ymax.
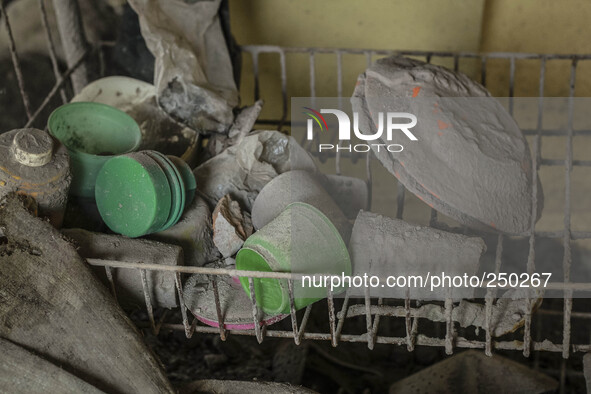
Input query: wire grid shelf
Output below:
<box><xmin>88</xmin><ymin>46</ymin><xmax>590</xmax><ymax>363</ymax></box>
<box><xmin>2</xmin><ymin>1</ymin><xmax>590</xmax><ymax>385</ymax></box>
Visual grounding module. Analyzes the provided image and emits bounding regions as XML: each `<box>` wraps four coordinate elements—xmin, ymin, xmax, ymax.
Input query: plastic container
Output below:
<box><xmin>145</xmin><ymin>151</ymin><xmax>185</xmax><ymax>231</ymax></box>
<box><xmin>251</xmin><ymin>170</ymin><xmax>352</xmax><ymax>242</ymax></box>
<box><xmin>48</xmin><ymin>102</ymin><xmax>142</xmax><ymax>197</ymax></box>
<box><xmin>236</xmin><ymin>202</ymin><xmax>351</xmax><ymax>314</ymax></box>
<box><xmin>0</xmin><ymin>128</ymin><xmax>71</xmax><ymax>228</ymax></box>
<box><xmin>95</xmin><ymin>151</ymin><xmax>196</xmax><ymax>238</ymax></box>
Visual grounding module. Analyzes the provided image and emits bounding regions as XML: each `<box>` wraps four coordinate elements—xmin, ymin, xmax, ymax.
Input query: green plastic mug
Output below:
<box><xmin>236</xmin><ymin>202</ymin><xmax>352</xmax><ymax>315</ymax></box>
<box><xmin>48</xmin><ymin>102</ymin><xmax>142</xmax><ymax>197</ymax></box>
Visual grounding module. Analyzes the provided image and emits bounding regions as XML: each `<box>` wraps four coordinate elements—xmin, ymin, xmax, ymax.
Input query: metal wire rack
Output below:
<box><xmin>92</xmin><ymin>47</ymin><xmax>591</xmax><ymax>356</ymax></box>
<box><xmin>1</xmin><ymin>2</ymin><xmax>590</xmax><ymax>391</ymax></box>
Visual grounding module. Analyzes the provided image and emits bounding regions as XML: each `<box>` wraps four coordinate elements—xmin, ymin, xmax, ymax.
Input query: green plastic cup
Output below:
<box><xmin>236</xmin><ymin>202</ymin><xmax>351</xmax><ymax>314</ymax></box>
<box><xmin>48</xmin><ymin>102</ymin><xmax>141</xmax><ymax>197</ymax></box>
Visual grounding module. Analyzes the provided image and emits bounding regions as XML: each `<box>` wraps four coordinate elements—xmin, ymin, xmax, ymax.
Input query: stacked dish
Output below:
<box><xmin>95</xmin><ymin>150</ymin><xmax>196</xmax><ymax>238</ymax></box>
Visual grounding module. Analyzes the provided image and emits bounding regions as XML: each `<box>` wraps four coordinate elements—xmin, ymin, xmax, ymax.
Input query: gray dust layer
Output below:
<box><xmin>0</xmin><ymin>195</ymin><xmax>173</xmax><ymax>394</ymax></box>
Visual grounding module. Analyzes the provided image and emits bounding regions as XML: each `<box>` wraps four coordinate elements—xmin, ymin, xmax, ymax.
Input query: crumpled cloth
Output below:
<box><xmin>193</xmin><ymin>130</ymin><xmax>317</xmax><ymax>211</ymax></box>
<box><xmin>128</xmin><ymin>0</ymin><xmax>238</xmax><ymax>133</ymax></box>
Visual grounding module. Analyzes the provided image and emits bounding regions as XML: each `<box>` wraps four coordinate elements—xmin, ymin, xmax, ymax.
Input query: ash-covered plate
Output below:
<box><xmin>183</xmin><ymin>261</ymin><xmax>288</xmax><ymax>330</ymax></box>
<box><xmin>352</xmin><ymin>56</ymin><xmax>543</xmax><ymax>235</ymax></box>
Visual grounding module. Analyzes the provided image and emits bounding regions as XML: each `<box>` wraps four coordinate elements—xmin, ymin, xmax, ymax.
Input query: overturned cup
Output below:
<box><xmin>236</xmin><ymin>202</ymin><xmax>351</xmax><ymax>314</ymax></box>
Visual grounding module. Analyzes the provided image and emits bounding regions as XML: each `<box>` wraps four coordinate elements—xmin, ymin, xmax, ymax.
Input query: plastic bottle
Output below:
<box><xmin>0</xmin><ymin>128</ymin><xmax>71</xmax><ymax>227</ymax></box>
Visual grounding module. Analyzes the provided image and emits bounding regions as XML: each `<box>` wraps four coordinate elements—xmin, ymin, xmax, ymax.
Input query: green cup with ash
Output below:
<box><xmin>236</xmin><ymin>202</ymin><xmax>352</xmax><ymax>315</ymax></box>
<box><xmin>48</xmin><ymin>102</ymin><xmax>141</xmax><ymax>198</ymax></box>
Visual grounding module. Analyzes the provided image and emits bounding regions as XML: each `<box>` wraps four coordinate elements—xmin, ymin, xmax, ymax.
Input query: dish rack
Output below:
<box><xmin>2</xmin><ymin>3</ymin><xmax>590</xmax><ymax>390</ymax></box>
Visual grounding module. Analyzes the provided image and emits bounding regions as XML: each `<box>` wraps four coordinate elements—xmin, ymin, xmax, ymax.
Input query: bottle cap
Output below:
<box><xmin>11</xmin><ymin>128</ymin><xmax>54</xmax><ymax>167</ymax></box>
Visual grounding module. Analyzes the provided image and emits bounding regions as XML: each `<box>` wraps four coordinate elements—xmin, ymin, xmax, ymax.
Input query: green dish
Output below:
<box><xmin>146</xmin><ymin>151</ymin><xmax>184</xmax><ymax>231</ymax></box>
<box><xmin>167</xmin><ymin>155</ymin><xmax>196</xmax><ymax>205</ymax></box>
<box><xmin>95</xmin><ymin>152</ymin><xmax>171</xmax><ymax>238</ymax></box>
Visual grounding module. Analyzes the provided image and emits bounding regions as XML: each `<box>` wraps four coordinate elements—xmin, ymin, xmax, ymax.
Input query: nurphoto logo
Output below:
<box><xmin>304</xmin><ymin>107</ymin><xmax>418</xmax><ymax>153</ymax></box>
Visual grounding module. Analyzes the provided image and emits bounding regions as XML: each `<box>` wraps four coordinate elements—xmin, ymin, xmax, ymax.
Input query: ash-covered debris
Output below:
<box><xmin>194</xmin><ymin>130</ymin><xmax>316</xmax><ymax>211</ymax></box>
<box><xmin>389</xmin><ymin>350</ymin><xmax>557</xmax><ymax>393</ymax></box>
<box><xmin>150</xmin><ymin>195</ymin><xmax>220</xmax><ymax>267</ymax></box>
<box><xmin>229</xmin><ymin>100</ymin><xmax>264</xmax><ymax>140</ymax></box>
<box><xmin>349</xmin><ymin>211</ymin><xmax>486</xmax><ymax>300</ymax></box>
<box><xmin>0</xmin><ymin>337</ymin><xmax>104</xmax><ymax>394</ymax></box>
<box><xmin>0</xmin><ymin>128</ymin><xmax>71</xmax><ymax>228</ymax></box>
<box><xmin>180</xmin><ymin>379</ymin><xmax>316</xmax><ymax>394</ymax></box>
<box><xmin>203</xmin><ymin>100</ymin><xmax>265</xmax><ymax>159</ymax></box>
<box><xmin>0</xmin><ymin>195</ymin><xmax>173</xmax><ymax>393</ymax></box>
<box><xmin>63</xmin><ymin>228</ymin><xmax>183</xmax><ymax>309</ymax></box>
<box><xmin>158</xmin><ymin>79</ymin><xmax>235</xmax><ymax>134</ymax></box>
<box><xmin>183</xmin><ymin>260</ymin><xmax>288</xmax><ymax>330</ymax></box>
<box><xmin>212</xmin><ymin>194</ymin><xmax>253</xmax><ymax>258</ymax></box>
<box><xmin>251</xmin><ymin>170</ymin><xmax>352</xmax><ymax>243</ymax></box>
<box><xmin>128</xmin><ymin>0</ymin><xmax>239</xmax><ymax>134</ymax></box>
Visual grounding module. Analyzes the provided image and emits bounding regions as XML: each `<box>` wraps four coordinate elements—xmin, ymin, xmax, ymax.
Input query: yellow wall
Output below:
<box><xmin>480</xmin><ymin>0</ymin><xmax>591</xmax><ymax>232</ymax></box>
<box><xmin>230</xmin><ymin>0</ymin><xmax>485</xmax><ymax>51</ymax></box>
<box><xmin>481</xmin><ymin>0</ymin><xmax>591</xmax><ymax>97</ymax></box>
<box><xmin>229</xmin><ymin>0</ymin><xmax>486</xmax><ymax>119</ymax></box>
<box><xmin>229</xmin><ymin>0</ymin><xmax>591</xmax><ymax>111</ymax></box>
<box><xmin>481</xmin><ymin>0</ymin><xmax>591</xmax><ymax>54</ymax></box>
